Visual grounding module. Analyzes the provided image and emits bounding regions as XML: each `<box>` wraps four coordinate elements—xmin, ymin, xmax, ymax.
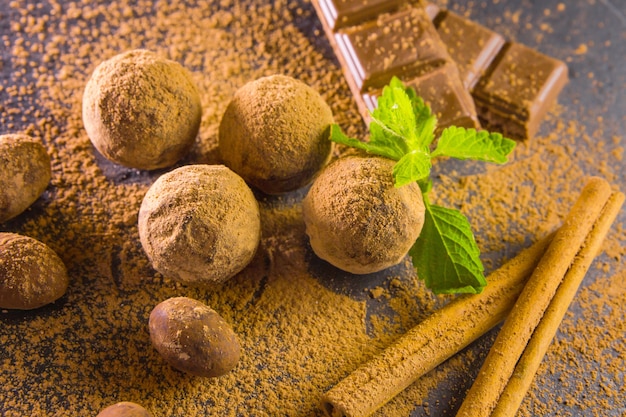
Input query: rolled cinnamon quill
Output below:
<box><xmin>455</xmin><ymin>177</ymin><xmax>615</xmax><ymax>417</ymax></box>
<box><xmin>321</xmin><ymin>233</ymin><xmax>554</xmax><ymax>417</ymax></box>
<box><xmin>490</xmin><ymin>190</ymin><xmax>624</xmax><ymax>417</ymax></box>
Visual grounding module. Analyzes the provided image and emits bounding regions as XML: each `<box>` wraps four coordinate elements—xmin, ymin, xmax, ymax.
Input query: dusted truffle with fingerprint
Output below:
<box><xmin>82</xmin><ymin>49</ymin><xmax>202</xmax><ymax>170</ymax></box>
<box><xmin>0</xmin><ymin>134</ymin><xmax>51</xmax><ymax>223</ymax></box>
<box><xmin>138</xmin><ymin>165</ymin><xmax>261</xmax><ymax>285</ymax></box>
<box><xmin>302</xmin><ymin>155</ymin><xmax>425</xmax><ymax>274</ymax></box>
<box><xmin>219</xmin><ymin>74</ymin><xmax>334</xmax><ymax>194</ymax></box>
<box><xmin>149</xmin><ymin>297</ymin><xmax>241</xmax><ymax>378</ymax></box>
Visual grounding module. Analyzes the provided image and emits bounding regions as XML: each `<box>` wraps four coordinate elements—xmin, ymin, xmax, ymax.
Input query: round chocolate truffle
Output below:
<box><xmin>0</xmin><ymin>134</ymin><xmax>51</xmax><ymax>223</ymax></box>
<box><xmin>302</xmin><ymin>155</ymin><xmax>425</xmax><ymax>274</ymax></box>
<box><xmin>82</xmin><ymin>49</ymin><xmax>202</xmax><ymax>170</ymax></box>
<box><xmin>96</xmin><ymin>402</ymin><xmax>152</xmax><ymax>417</ymax></box>
<box><xmin>149</xmin><ymin>297</ymin><xmax>241</xmax><ymax>378</ymax></box>
<box><xmin>218</xmin><ymin>74</ymin><xmax>334</xmax><ymax>194</ymax></box>
<box><xmin>138</xmin><ymin>165</ymin><xmax>261</xmax><ymax>285</ymax></box>
<box><xmin>0</xmin><ymin>233</ymin><xmax>69</xmax><ymax>310</ymax></box>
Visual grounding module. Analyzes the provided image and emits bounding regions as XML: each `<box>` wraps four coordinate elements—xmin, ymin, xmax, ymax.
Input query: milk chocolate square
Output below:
<box><xmin>334</xmin><ymin>6</ymin><xmax>449</xmax><ymax>91</ymax></box>
<box><xmin>472</xmin><ymin>42</ymin><xmax>569</xmax><ymax>139</ymax></box>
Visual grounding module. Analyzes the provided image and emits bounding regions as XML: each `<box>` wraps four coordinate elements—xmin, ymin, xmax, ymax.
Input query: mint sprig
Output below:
<box><xmin>330</xmin><ymin>77</ymin><xmax>516</xmax><ymax>294</ymax></box>
<box><xmin>410</xmin><ymin>197</ymin><xmax>486</xmax><ymax>294</ymax></box>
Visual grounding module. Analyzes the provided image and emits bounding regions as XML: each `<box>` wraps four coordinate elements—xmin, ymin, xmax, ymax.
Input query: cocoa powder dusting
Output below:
<box><xmin>82</xmin><ymin>49</ymin><xmax>202</xmax><ymax>170</ymax></box>
<box><xmin>0</xmin><ymin>0</ymin><xmax>624</xmax><ymax>416</ymax></box>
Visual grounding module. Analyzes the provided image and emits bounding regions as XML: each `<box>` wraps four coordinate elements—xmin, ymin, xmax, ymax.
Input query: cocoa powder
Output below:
<box><xmin>0</xmin><ymin>0</ymin><xmax>623</xmax><ymax>416</ymax></box>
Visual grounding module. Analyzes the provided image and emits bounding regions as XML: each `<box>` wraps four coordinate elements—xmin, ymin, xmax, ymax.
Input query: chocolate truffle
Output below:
<box><xmin>219</xmin><ymin>74</ymin><xmax>334</xmax><ymax>194</ymax></box>
<box><xmin>0</xmin><ymin>233</ymin><xmax>68</xmax><ymax>310</ymax></box>
<box><xmin>82</xmin><ymin>49</ymin><xmax>202</xmax><ymax>170</ymax></box>
<box><xmin>0</xmin><ymin>134</ymin><xmax>51</xmax><ymax>223</ymax></box>
<box><xmin>138</xmin><ymin>165</ymin><xmax>261</xmax><ymax>285</ymax></box>
<box><xmin>302</xmin><ymin>154</ymin><xmax>425</xmax><ymax>274</ymax></box>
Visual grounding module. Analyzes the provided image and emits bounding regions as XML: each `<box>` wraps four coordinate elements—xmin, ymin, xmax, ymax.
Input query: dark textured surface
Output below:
<box><xmin>0</xmin><ymin>0</ymin><xmax>624</xmax><ymax>416</ymax></box>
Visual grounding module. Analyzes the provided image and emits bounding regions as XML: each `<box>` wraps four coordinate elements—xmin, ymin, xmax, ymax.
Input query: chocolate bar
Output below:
<box><xmin>470</xmin><ymin>42</ymin><xmax>569</xmax><ymax>140</ymax></box>
<box><xmin>430</xmin><ymin>8</ymin><xmax>568</xmax><ymax>139</ymax></box>
<box><xmin>313</xmin><ymin>0</ymin><xmax>481</xmax><ymax>131</ymax></box>
<box><xmin>311</xmin><ymin>1</ymin><xmax>568</xmax><ymax>140</ymax></box>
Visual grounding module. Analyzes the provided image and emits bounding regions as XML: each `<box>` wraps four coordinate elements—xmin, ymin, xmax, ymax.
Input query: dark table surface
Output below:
<box><xmin>1</xmin><ymin>0</ymin><xmax>625</xmax><ymax>416</ymax></box>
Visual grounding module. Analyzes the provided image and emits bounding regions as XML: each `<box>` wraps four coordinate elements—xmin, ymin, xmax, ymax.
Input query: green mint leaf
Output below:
<box><xmin>418</xmin><ymin>178</ymin><xmax>432</xmax><ymax>195</ymax></box>
<box><xmin>410</xmin><ymin>200</ymin><xmax>486</xmax><ymax>294</ymax></box>
<box><xmin>401</xmin><ymin>80</ymin><xmax>437</xmax><ymax>147</ymax></box>
<box><xmin>431</xmin><ymin>126</ymin><xmax>516</xmax><ymax>163</ymax></box>
<box><xmin>388</xmin><ymin>76</ymin><xmax>405</xmax><ymax>90</ymax></box>
<box><xmin>392</xmin><ymin>148</ymin><xmax>432</xmax><ymax>187</ymax></box>
<box><xmin>368</xmin><ymin>119</ymin><xmax>409</xmax><ymax>160</ymax></box>
<box><xmin>370</xmin><ymin>81</ymin><xmax>419</xmax><ymax>152</ymax></box>
<box><xmin>329</xmin><ymin>124</ymin><xmax>404</xmax><ymax>161</ymax></box>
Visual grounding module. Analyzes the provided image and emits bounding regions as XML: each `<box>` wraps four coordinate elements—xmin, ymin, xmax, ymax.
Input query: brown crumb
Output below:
<box><xmin>574</xmin><ymin>43</ymin><xmax>588</xmax><ymax>55</ymax></box>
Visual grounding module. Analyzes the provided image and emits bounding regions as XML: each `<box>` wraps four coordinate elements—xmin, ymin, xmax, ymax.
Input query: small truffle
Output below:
<box><xmin>0</xmin><ymin>134</ymin><xmax>51</xmax><ymax>223</ymax></box>
<box><xmin>0</xmin><ymin>233</ymin><xmax>69</xmax><ymax>310</ymax></box>
<box><xmin>96</xmin><ymin>402</ymin><xmax>152</xmax><ymax>417</ymax></box>
<box><xmin>218</xmin><ymin>74</ymin><xmax>334</xmax><ymax>194</ymax></box>
<box><xmin>82</xmin><ymin>49</ymin><xmax>202</xmax><ymax>170</ymax></box>
<box><xmin>149</xmin><ymin>297</ymin><xmax>241</xmax><ymax>378</ymax></box>
<box><xmin>138</xmin><ymin>165</ymin><xmax>261</xmax><ymax>285</ymax></box>
<box><xmin>302</xmin><ymin>154</ymin><xmax>425</xmax><ymax>274</ymax></box>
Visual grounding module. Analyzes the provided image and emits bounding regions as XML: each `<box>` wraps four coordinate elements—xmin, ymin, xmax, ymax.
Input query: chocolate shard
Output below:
<box><xmin>432</xmin><ymin>10</ymin><xmax>506</xmax><ymax>90</ymax></box>
<box><xmin>472</xmin><ymin>42</ymin><xmax>569</xmax><ymax>140</ymax></box>
<box><xmin>426</xmin><ymin>7</ymin><xmax>568</xmax><ymax>139</ymax></box>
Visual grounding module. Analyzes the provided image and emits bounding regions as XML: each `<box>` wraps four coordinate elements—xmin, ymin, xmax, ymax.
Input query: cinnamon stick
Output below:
<box><xmin>321</xmin><ymin>233</ymin><xmax>555</xmax><ymax>417</ymax></box>
<box><xmin>455</xmin><ymin>177</ymin><xmax>613</xmax><ymax>417</ymax></box>
<box><xmin>490</xmin><ymin>191</ymin><xmax>625</xmax><ymax>417</ymax></box>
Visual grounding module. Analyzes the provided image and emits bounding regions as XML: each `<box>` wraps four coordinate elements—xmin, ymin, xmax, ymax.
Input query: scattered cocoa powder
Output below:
<box><xmin>0</xmin><ymin>0</ymin><xmax>623</xmax><ymax>416</ymax></box>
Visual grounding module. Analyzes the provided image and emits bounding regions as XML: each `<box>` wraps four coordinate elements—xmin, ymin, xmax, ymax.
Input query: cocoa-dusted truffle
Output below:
<box><xmin>218</xmin><ymin>74</ymin><xmax>334</xmax><ymax>194</ymax></box>
<box><xmin>149</xmin><ymin>297</ymin><xmax>241</xmax><ymax>378</ymax></box>
<box><xmin>82</xmin><ymin>49</ymin><xmax>202</xmax><ymax>170</ymax></box>
<box><xmin>302</xmin><ymin>154</ymin><xmax>425</xmax><ymax>274</ymax></box>
<box><xmin>96</xmin><ymin>402</ymin><xmax>152</xmax><ymax>417</ymax></box>
<box><xmin>0</xmin><ymin>233</ymin><xmax>68</xmax><ymax>310</ymax></box>
<box><xmin>138</xmin><ymin>165</ymin><xmax>260</xmax><ymax>285</ymax></box>
<box><xmin>0</xmin><ymin>134</ymin><xmax>51</xmax><ymax>223</ymax></box>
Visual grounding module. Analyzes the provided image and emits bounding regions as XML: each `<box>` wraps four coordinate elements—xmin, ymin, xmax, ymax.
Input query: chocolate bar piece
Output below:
<box><xmin>311</xmin><ymin>0</ymin><xmax>568</xmax><ymax>140</ymax></box>
<box><xmin>433</xmin><ymin>10</ymin><xmax>506</xmax><ymax>90</ymax></box>
<box><xmin>363</xmin><ymin>63</ymin><xmax>479</xmax><ymax>132</ymax></box>
<box><xmin>313</xmin><ymin>0</ymin><xmax>481</xmax><ymax>131</ymax></box>
<box><xmin>427</xmin><ymin>9</ymin><xmax>568</xmax><ymax>139</ymax></box>
<box><xmin>471</xmin><ymin>42</ymin><xmax>569</xmax><ymax>140</ymax></box>
<box><xmin>317</xmin><ymin>0</ymin><xmax>403</xmax><ymax>30</ymax></box>
<box><xmin>334</xmin><ymin>7</ymin><xmax>449</xmax><ymax>91</ymax></box>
